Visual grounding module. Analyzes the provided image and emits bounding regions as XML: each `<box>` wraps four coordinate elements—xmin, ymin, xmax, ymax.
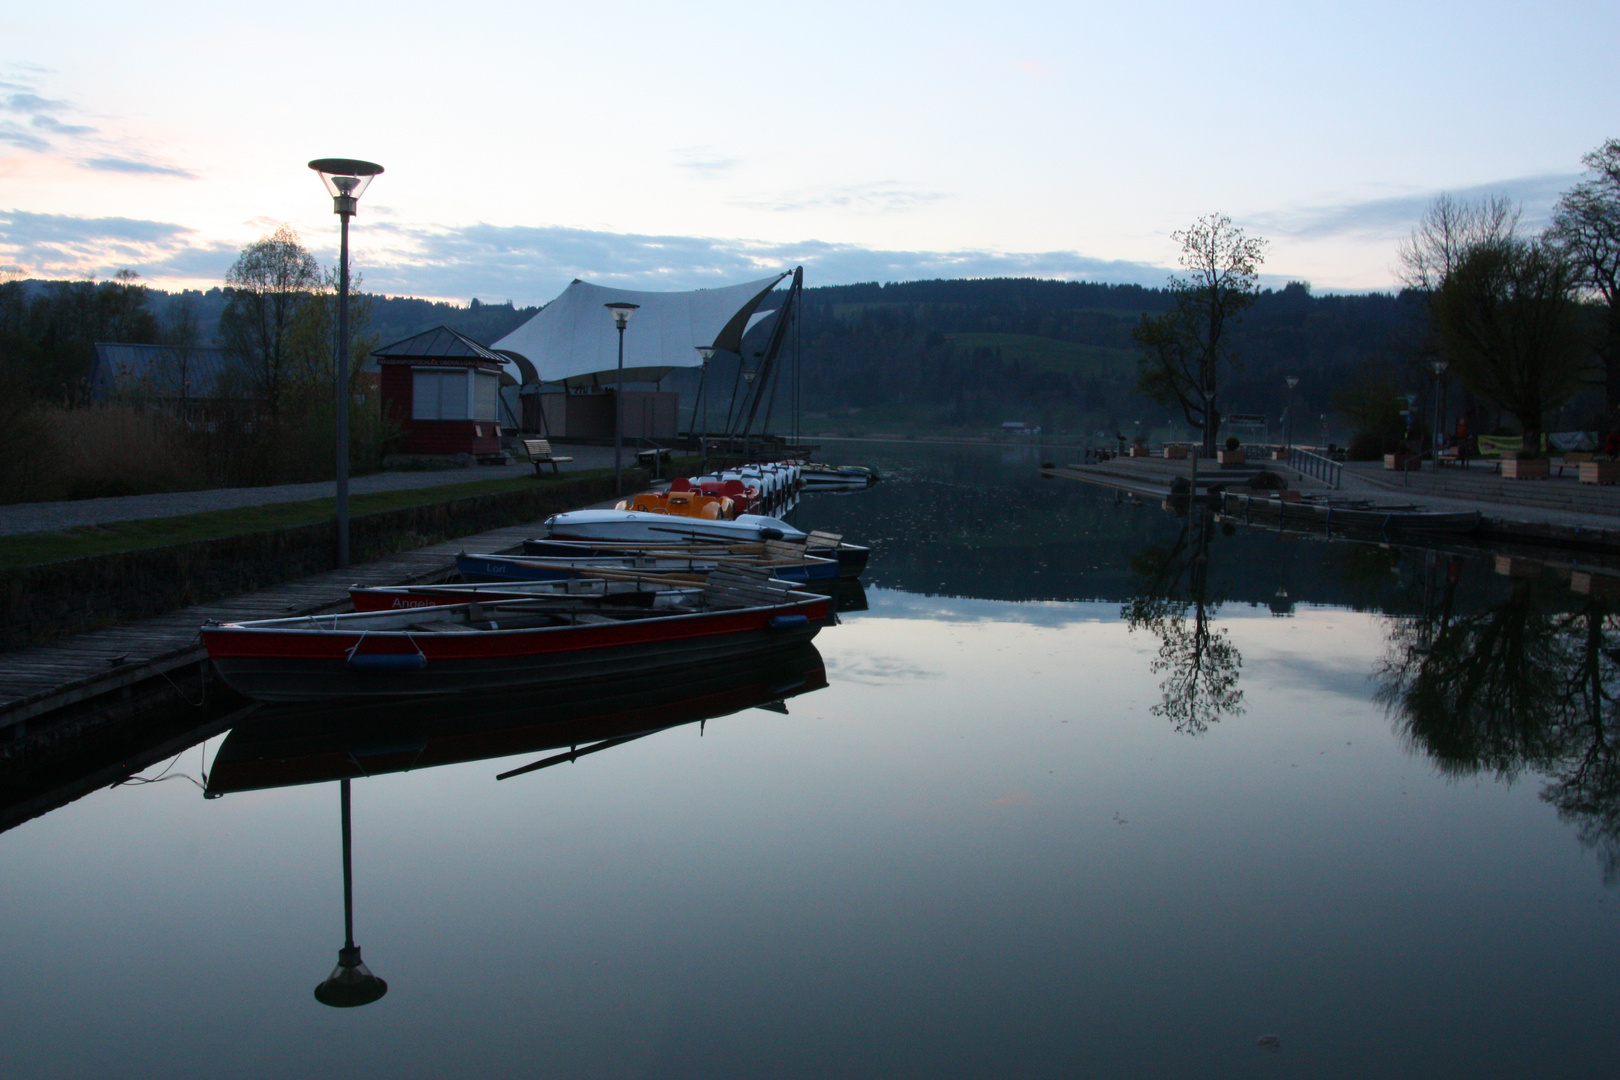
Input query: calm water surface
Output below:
<box><xmin>3</xmin><ymin>440</ymin><xmax>1617</xmax><ymax>1078</ymax></box>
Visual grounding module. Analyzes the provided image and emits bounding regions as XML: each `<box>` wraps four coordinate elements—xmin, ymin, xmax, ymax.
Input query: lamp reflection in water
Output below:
<box><xmin>313</xmin><ymin>778</ymin><xmax>387</xmax><ymax>1008</ymax></box>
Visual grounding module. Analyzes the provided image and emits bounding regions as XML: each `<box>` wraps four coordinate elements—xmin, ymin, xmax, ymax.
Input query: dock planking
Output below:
<box><xmin>0</xmin><ymin>521</ymin><xmax>544</xmax><ymax>728</ymax></box>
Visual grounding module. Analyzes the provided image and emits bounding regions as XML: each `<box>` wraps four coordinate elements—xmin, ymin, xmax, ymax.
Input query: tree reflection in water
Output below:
<box><xmin>1122</xmin><ymin>506</ymin><xmax>1244</xmax><ymax>735</ymax></box>
<box><xmin>1379</xmin><ymin>554</ymin><xmax>1620</xmax><ymax>882</ymax></box>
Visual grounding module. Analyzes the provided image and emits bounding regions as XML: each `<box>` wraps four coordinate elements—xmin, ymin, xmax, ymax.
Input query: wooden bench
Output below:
<box><xmin>1556</xmin><ymin>451</ymin><xmax>1596</xmax><ymax>477</ymax></box>
<box><xmin>522</xmin><ymin>438</ymin><xmax>574</xmax><ymax>475</ymax></box>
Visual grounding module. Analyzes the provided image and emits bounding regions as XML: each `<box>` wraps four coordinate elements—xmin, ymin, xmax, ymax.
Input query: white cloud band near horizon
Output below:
<box><xmin>0</xmin><ymin>164</ymin><xmax>1580</xmax><ymax>304</ymax></box>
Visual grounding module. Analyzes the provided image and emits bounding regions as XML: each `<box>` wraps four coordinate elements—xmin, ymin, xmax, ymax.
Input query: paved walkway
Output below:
<box><xmin>1059</xmin><ymin>453</ymin><xmax>1620</xmax><ymax>533</ymax></box>
<box><xmin>0</xmin><ymin>445</ymin><xmax>628</xmax><ymax>537</ymax></box>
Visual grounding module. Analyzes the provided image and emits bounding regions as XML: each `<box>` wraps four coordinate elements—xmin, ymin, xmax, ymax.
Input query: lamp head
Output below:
<box><xmin>742</xmin><ymin>369</ymin><xmax>757</xmax><ymax>384</ymax></box>
<box><xmin>1286</xmin><ymin>375</ymin><xmax>1299</xmax><ymax>389</ymax></box>
<box><xmin>1433</xmin><ymin>360</ymin><xmax>1449</xmax><ymax>375</ymax></box>
<box><xmin>605</xmin><ymin>302</ymin><xmax>640</xmax><ymax>330</ymax></box>
<box><xmin>308</xmin><ymin>158</ymin><xmax>383</xmax><ymax>216</ymax></box>
<box><xmin>695</xmin><ymin>345</ymin><xmax>715</xmax><ymax>365</ymax></box>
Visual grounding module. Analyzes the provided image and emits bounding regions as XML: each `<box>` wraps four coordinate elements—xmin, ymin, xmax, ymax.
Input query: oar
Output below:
<box><xmin>496</xmin><ymin>733</ymin><xmax>654</xmax><ymax>780</ymax></box>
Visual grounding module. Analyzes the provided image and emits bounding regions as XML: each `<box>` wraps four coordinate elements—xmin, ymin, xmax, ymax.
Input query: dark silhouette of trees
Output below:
<box><xmin>1551</xmin><ymin>138</ymin><xmax>1620</xmax><ymax>422</ymax></box>
<box><xmin>1428</xmin><ymin>235</ymin><xmax>1588</xmax><ymax>455</ymax></box>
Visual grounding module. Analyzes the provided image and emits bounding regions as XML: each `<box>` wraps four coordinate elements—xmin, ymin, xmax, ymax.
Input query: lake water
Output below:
<box><xmin>3</xmin><ymin>439</ymin><xmax>1617</xmax><ymax>1078</ymax></box>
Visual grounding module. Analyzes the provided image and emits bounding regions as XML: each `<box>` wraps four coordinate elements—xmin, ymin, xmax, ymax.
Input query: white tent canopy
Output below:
<box><xmin>491</xmin><ymin>274</ymin><xmax>788</xmax><ymax>385</ymax></box>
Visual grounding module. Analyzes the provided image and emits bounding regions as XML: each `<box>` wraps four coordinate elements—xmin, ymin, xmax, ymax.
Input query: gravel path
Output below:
<box><xmin>0</xmin><ymin>445</ymin><xmax>627</xmax><ymax>537</ymax></box>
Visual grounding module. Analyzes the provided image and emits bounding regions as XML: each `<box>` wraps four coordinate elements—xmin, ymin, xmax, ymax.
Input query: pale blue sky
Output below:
<box><xmin>2</xmin><ymin>0</ymin><xmax>1615</xmax><ymax>301</ymax></box>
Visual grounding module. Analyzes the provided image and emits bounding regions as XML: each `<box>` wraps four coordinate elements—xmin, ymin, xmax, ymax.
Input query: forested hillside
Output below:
<box><xmin>1</xmin><ymin>272</ymin><xmax>1425</xmax><ymax>444</ymax></box>
<box><xmin>793</xmin><ymin>278</ymin><xmax>1417</xmax><ymax>441</ymax></box>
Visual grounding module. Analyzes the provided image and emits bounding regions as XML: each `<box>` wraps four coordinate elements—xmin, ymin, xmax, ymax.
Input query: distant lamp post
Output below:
<box><xmin>1284</xmin><ymin>375</ymin><xmax>1299</xmax><ymax>449</ymax></box>
<box><xmin>740</xmin><ymin>369</ymin><xmax>758</xmax><ymax>458</ymax></box>
<box><xmin>1202</xmin><ymin>386</ymin><xmax>1217</xmax><ymax>455</ymax></box>
<box><xmin>1432</xmin><ymin>360</ymin><xmax>1449</xmax><ymax>466</ymax></box>
<box><xmin>308</xmin><ymin>158</ymin><xmax>383</xmax><ymax>569</ymax></box>
<box><xmin>695</xmin><ymin>346</ymin><xmax>715</xmax><ymax>464</ymax></box>
<box><xmin>604</xmin><ymin>302</ymin><xmax>640</xmax><ymax>495</ymax></box>
<box><xmin>313</xmin><ymin>779</ymin><xmax>387</xmax><ymax>1008</ymax></box>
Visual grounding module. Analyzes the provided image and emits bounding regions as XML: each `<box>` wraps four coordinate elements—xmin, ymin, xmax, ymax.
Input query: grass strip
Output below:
<box><xmin>0</xmin><ymin>471</ymin><xmax>614</xmax><ymax>571</ymax></box>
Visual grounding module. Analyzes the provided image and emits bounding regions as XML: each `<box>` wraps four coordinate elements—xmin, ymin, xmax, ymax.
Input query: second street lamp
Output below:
<box><xmin>1285</xmin><ymin>375</ymin><xmax>1299</xmax><ymax>450</ymax></box>
<box><xmin>605</xmin><ymin>302</ymin><xmax>640</xmax><ymax>495</ymax></box>
<box><xmin>308</xmin><ymin>157</ymin><xmax>383</xmax><ymax>568</ymax></box>
<box><xmin>1432</xmin><ymin>360</ymin><xmax>1448</xmax><ymax>469</ymax></box>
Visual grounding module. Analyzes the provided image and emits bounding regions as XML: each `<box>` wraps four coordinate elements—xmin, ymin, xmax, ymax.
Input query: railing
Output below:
<box><xmin>1288</xmin><ymin>446</ymin><xmax>1342</xmax><ymax>490</ymax></box>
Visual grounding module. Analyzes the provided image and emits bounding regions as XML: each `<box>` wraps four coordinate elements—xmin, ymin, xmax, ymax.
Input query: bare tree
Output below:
<box><xmin>1550</xmin><ymin>138</ymin><xmax>1620</xmax><ymax>420</ymax></box>
<box><xmin>1397</xmin><ymin>193</ymin><xmax>1520</xmax><ymax>292</ymax></box>
<box><xmin>1133</xmin><ymin>213</ymin><xmax>1267</xmax><ymax>455</ymax></box>
<box><xmin>218</xmin><ymin>225</ymin><xmax>319</xmax><ymax>422</ymax></box>
<box><xmin>158</xmin><ymin>293</ymin><xmax>201</xmax><ymax>419</ymax></box>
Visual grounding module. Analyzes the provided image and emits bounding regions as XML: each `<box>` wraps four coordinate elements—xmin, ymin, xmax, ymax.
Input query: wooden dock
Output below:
<box><xmin>0</xmin><ymin>521</ymin><xmax>542</xmax><ymax>734</ymax></box>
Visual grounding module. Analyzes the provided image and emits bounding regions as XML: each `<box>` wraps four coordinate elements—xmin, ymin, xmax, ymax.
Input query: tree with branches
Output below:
<box><xmin>218</xmin><ymin>225</ymin><xmax>320</xmax><ymax>422</ymax></box>
<box><xmin>1550</xmin><ymin>138</ymin><xmax>1620</xmax><ymax>421</ymax></box>
<box><xmin>1133</xmin><ymin>213</ymin><xmax>1266</xmax><ymax>455</ymax></box>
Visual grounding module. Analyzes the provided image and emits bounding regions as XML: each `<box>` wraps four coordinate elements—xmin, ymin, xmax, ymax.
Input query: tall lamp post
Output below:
<box><xmin>308</xmin><ymin>158</ymin><xmax>383</xmax><ymax>568</ymax></box>
<box><xmin>1284</xmin><ymin>375</ymin><xmax>1299</xmax><ymax>449</ymax></box>
<box><xmin>695</xmin><ymin>346</ymin><xmax>714</xmax><ymax>467</ymax></box>
<box><xmin>1432</xmin><ymin>359</ymin><xmax>1448</xmax><ymax>467</ymax></box>
<box><xmin>1202</xmin><ymin>386</ymin><xmax>1217</xmax><ymax>456</ymax></box>
<box><xmin>605</xmin><ymin>302</ymin><xmax>640</xmax><ymax>495</ymax></box>
<box><xmin>741</xmin><ymin>368</ymin><xmax>757</xmax><ymax>459</ymax></box>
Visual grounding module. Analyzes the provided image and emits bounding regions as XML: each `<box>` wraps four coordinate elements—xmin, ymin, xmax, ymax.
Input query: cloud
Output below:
<box><xmin>1</xmin><ymin>209</ymin><xmax>1173</xmax><ymax>301</ymax></box>
<box><xmin>5</xmin><ymin>92</ymin><xmax>69</xmax><ymax>113</ymax></box>
<box><xmin>80</xmin><ymin>156</ymin><xmax>197</xmax><ymax>178</ymax></box>
<box><xmin>673</xmin><ymin>148</ymin><xmax>739</xmax><ymax>177</ymax></box>
<box><xmin>355</xmin><ymin>220</ymin><xmax>1171</xmax><ymax>303</ymax></box>
<box><xmin>734</xmin><ymin>181</ymin><xmax>952</xmax><ymax>214</ymax></box>
<box><xmin>0</xmin><ymin>209</ymin><xmax>233</xmax><ymax>279</ymax></box>
<box><xmin>0</xmin><ymin>123</ymin><xmax>50</xmax><ymax>152</ymax></box>
<box><xmin>1250</xmin><ymin>172</ymin><xmax>1578</xmax><ymax>240</ymax></box>
<box><xmin>32</xmin><ymin>115</ymin><xmax>95</xmax><ymax>137</ymax></box>
<box><xmin>0</xmin><ymin>73</ymin><xmax>193</xmax><ymax>180</ymax></box>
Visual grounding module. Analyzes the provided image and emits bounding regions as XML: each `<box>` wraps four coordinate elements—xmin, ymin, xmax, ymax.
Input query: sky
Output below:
<box><xmin>2</xmin><ymin>0</ymin><xmax>1616</xmax><ymax>304</ymax></box>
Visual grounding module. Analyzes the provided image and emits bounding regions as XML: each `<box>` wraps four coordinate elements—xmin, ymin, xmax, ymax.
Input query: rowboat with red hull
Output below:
<box><xmin>350</xmin><ymin>578</ymin><xmax>701</xmax><ymax>612</ymax></box>
<box><xmin>202</xmin><ymin>567</ymin><xmax>830</xmax><ymax>703</ymax></box>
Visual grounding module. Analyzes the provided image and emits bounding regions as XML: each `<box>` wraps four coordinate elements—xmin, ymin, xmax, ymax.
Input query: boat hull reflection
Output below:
<box><xmin>205</xmin><ymin>643</ymin><xmax>827</xmax><ymax>795</ymax></box>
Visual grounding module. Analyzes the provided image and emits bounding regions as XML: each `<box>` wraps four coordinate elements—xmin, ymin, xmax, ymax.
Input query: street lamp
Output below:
<box><xmin>740</xmin><ymin>369</ymin><xmax>758</xmax><ymax>459</ymax></box>
<box><xmin>605</xmin><ymin>302</ymin><xmax>640</xmax><ymax>495</ymax></box>
<box><xmin>308</xmin><ymin>158</ymin><xmax>383</xmax><ymax>568</ymax></box>
<box><xmin>1284</xmin><ymin>375</ymin><xmax>1299</xmax><ymax>450</ymax></box>
<box><xmin>695</xmin><ymin>346</ymin><xmax>714</xmax><ymax>465</ymax></box>
<box><xmin>1202</xmin><ymin>386</ymin><xmax>1216</xmax><ymax>456</ymax></box>
<box><xmin>313</xmin><ymin>779</ymin><xmax>387</xmax><ymax>1008</ymax></box>
<box><xmin>1432</xmin><ymin>360</ymin><xmax>1449</xmax><ymax>468</ymax></box>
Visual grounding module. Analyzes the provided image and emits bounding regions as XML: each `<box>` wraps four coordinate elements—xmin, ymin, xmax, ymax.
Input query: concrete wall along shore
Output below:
<box><xmin>0</xmin><ymin>473</ymin><xmax>629</xmax><ymax>652</ymax></box>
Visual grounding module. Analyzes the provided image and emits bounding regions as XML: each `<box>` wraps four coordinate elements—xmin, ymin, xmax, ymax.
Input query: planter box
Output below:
<box><xmin>1162</xmin><ymin>446</ymin><xmax>1188</xmax><ymax>460</ymax></box>
<box><xmin>1572</xmin><ymin>571</ymin><xmax>1620</xmax><ymax>597</ymax></box>
<box><xmin>1271</xmin><ymin>449</ymin><xmax>1290</xmax><ymax>460</ymax></box>
<box><xmin>1579</xmin><ymin>460</ymin><xmax>1620</xmax><ymax>485</ymax></box>
<box><xmin>1384</xmin><ymin>453</ymin><xmax>1418</xmax><ymax>471</ymax></box>
<box><xmin>1502</xmin><ymin>457</ymin><xmax>1550</xmax><ymax>480</ymax></box>
<box><xmin>1217</xmin><ymin>451</ymin><xmax>1245</xmax><ymax>466</ymax></box>
<box><xmin>1494</xmin><ymin>555</ymin><xmax>1545</xmax><ymax>579</ymax></box>
<box><xmin>1129</xmin><ymin>446</ymin><xmax>1151</xmax><ymax>458</ymax></box>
